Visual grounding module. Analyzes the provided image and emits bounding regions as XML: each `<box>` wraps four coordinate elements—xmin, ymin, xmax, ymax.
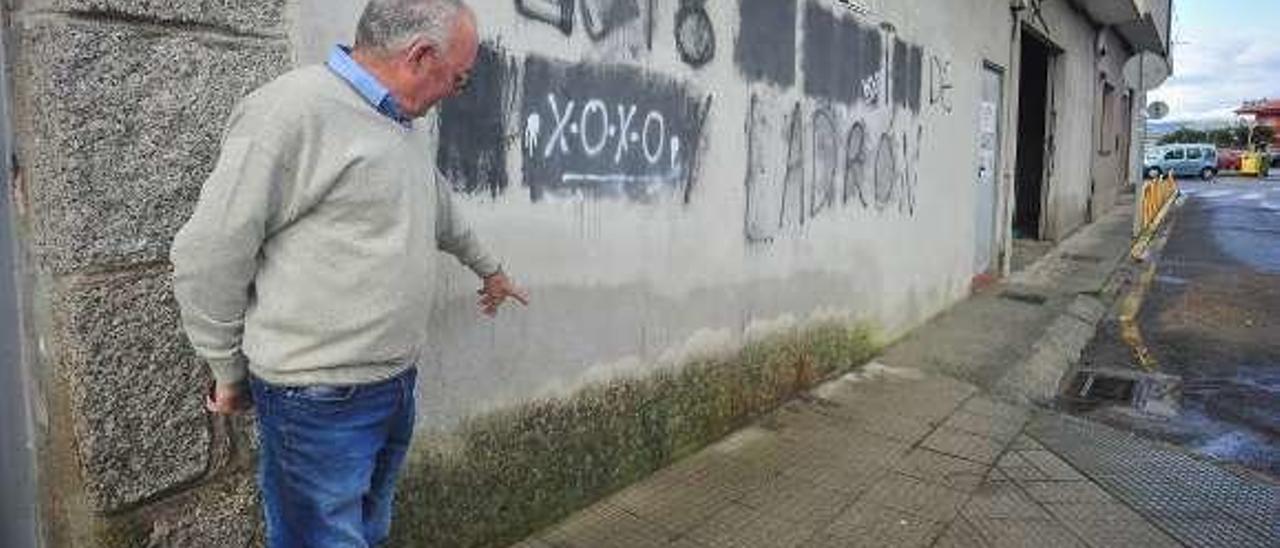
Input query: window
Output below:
<box><xmin>1204</xmin><ymin>148</ymin><xmax>1216</xmax><ymax>159</ymax></box>
<box><xmin>1187</xmin><ymin>148</ymin><xmax>1202</xmax><ymax>159</ymax></box>
<box><xmin>1165</xmin><ymin>149</ymin><xmax>1184</xmax><ymax>160</ymax></box>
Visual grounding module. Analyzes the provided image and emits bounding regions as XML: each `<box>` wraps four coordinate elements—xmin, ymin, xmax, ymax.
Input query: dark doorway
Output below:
<box><xmin>1014</xmin><ymin>30</ymin><xmax>1054</xmax><ymax>240</ymax></box>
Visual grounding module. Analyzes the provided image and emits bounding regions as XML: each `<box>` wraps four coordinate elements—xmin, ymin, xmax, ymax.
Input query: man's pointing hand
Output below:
<box><xmin>477</xmin><ymin>271</ymin><xmax>529</xmax><ymax>317</ymax></box>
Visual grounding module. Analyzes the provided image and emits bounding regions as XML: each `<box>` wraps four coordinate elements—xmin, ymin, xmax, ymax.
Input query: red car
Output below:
<box><xmin>1217</xmin><ymin>149</ymin><xmax>1243</xmax><ymax>171</ymax></box>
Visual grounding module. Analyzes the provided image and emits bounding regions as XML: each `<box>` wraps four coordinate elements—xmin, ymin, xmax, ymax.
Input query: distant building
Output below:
<box><xmin>1236</xmin><ymin>99</ymin><xmax>1280</xmax><ymax>133</ymax></box>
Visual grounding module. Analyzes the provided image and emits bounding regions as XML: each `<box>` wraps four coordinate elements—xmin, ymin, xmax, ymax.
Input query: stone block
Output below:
<box><xmin>14</xmin><ymin>16</ymin><xmax>289</xmax><ymax>274</ymax></box>
<box><xmin>29</xmin><ymin>0</ymin><xmax>287</xmax><ymax>36</ymax></box>
<box><xmin>54</xmin><ymin>268</ymin><xmax>211</xmax><ymax>511</ymax></box>
<box><xmin>147</xmin><ymin>472</ymin><xmax>262</xmax><ymax>547</ymax></box>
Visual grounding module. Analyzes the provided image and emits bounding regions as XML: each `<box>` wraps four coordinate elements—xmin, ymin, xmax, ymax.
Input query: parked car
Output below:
<box><xmin>1144</xmin><ymin>143</ymin><xmax>1218</xmax><ymax>180</ymax></box>
<box><xmin>1217</xmin><ymin>148</ymin><xmax>1243</xmax><ymax>172</ymax></box>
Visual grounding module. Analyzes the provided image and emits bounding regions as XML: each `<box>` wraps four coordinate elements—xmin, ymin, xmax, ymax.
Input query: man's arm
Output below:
<box><xmin>171</xmin><ymin>107</ymin><xmax>291</xmax><ymax>397</ymax></box>
<box><xmin>434</xmin><ymin>174</ymin><xmax>529</xmax><ymax>315</ymax></box>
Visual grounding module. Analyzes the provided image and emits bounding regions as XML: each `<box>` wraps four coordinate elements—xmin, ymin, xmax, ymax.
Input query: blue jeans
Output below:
<box><xmin>250</xmin><ymin>367</ymin><xmax>417</xmax><ymax>548</ymax></box>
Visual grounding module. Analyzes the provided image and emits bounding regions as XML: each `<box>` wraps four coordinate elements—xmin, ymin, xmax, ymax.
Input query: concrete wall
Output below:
<box><xmin>8</xmin><ymin>0</ymin><xmax>1132</xmax><ymax>545</ymax></box>
<box><xmin>293</xmin><ymin>0</ymin><xmax>1024</xmax><ymax>430</ymax></box>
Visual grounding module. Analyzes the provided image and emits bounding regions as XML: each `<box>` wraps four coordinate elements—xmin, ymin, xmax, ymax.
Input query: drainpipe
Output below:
<box><xmin>1134</xmin><ymin>51</ymin><xmax>1145</xmax><ymax>237</ymax></box>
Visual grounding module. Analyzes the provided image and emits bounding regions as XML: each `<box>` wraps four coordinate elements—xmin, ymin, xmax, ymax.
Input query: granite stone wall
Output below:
<box><xmin>10</xmin><ymin>1</ymin><xmax>289</xmax><ymax>545</ymax></box>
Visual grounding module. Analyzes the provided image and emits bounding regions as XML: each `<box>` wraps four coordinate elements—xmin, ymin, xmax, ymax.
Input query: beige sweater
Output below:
<box><xmin>171</xmin><ymin>66</ymin><xmax>498</xmax><ymax>387</ymax></box>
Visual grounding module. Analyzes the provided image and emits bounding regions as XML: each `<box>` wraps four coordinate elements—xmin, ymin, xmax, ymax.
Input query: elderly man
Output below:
<box><xmin>171</xmin><ymin>0</ymin><xmax>525</xmax><ymax>545</ymax></box>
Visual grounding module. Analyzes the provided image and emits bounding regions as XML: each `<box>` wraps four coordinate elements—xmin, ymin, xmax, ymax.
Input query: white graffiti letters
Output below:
<box><xmin>545</xmin><ymin>94</ymin><xmax>576</xmax><ymax>158</ymax></box>
<box><xmin>530</xmin><ymin>93</ymin><xmax>677</xmax><ymax>167</ymax></box>
<box><xmin>642</xmin><ymin>111</ymin><xmax>666</xmax><ymax>165</ymax></box>
<box><xmin>614</xmin><ymin>103</ymin><xmax>637</xmax><ymax>162</ymax></box>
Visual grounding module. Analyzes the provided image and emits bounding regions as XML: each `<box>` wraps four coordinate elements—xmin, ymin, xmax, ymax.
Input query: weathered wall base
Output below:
<box><xmin>392</xmin><ymin>323</ymin><xmax>878</xmax><ymax>547</ymax></box>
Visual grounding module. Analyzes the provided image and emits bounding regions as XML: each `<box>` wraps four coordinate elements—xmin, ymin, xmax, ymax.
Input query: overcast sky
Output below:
<box><xmin>1149</xmin><ymin>0</ymin><xmax>1280</xmax><ymax>122</ymax></box>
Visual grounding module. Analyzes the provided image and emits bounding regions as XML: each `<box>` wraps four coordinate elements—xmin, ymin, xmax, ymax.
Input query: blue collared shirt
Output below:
<box><xmin>326</xmin><ymin>45</ymin><xmax>412</xmax><ymax>127</ymax></box>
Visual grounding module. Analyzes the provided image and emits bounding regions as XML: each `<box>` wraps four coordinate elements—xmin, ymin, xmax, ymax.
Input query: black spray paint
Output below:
<box><xmin>675</xmin><ymin>0</ymin><xmax>716</xmax><ymax>67</ymax></box>
<box><xmin>735</xmin><ymin>0</ymin><xmax>797</xmax><ymax>87</ymax></box>
<box><xmin>515</xmin><ymin>0</ymin><xmax>574</xmax><ymax>35</ymax></box>
<box><xmin>521</xmin><ymin>56</ymin><xmax>710</xmax><ymax>202</ymax></box>
<box><xmin>802</xmin><ymin>0</ymin><xmax>883</xmax><ymax>105</ymax></box>
<box><xmin>582</xmin><ymin>0</ymin><xmax>641</xmax><ymax>41</ymax></box>
<box><xmin>438</xmin><ymin>44</ymin><xmax>512</xmax><ymax>196</ymax></box>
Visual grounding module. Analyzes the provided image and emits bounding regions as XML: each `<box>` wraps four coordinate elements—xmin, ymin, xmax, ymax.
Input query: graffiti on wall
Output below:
<box><xmin>521</xmin><ymin>56</ymin><xmax>712</xmax><ymax>202</ymax></box>
<box><xmin>743</xmin><ymin>1</ymin><xmax>948</xmax><ymax>242</ymax></box>
<box><xmin>516</xmin><ymin>0</ymin><xmax>575</xmax><ymax>35</ymax></box>
<box><xmin>438</xmin><ymin>44</ymin><xmax>515</xmax><ymax>196</ymax></box>
<box><xmin>735</xmin><ymin>0</ymin><xmax>797</xmax><ymax>87</ymax></box>
<box><xmin>516</xmin><ymin>0</ymin><xmax>641</xmax><ymax>41</ymax></box>
<box><xmin>675</xmin><ymin>0</ymin><xmax>715</xmax><ymax>67</ymax></box>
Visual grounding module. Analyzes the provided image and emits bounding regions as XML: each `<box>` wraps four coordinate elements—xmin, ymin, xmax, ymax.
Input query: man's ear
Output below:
<box><xmin>405</xmin><ymin>38</ymin><xmax>438</xmax><ymax>72</ymax></box>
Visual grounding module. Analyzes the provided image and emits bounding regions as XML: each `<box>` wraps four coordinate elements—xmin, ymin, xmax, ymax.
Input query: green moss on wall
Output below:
<box><xmin>392</xmin><ymin>322</ymin><xmax>878</xmax><ymax>548</ymax></box>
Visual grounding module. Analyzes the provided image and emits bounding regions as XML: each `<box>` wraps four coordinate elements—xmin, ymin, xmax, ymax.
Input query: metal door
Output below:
<box><xmin>974</xmin><ymin>63</ymin><xmax>1004</xmax><ymax>274</ymax></box>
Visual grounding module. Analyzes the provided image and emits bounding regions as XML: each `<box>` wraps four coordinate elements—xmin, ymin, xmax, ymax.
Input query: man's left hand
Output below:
<box><xmin>477</xmin><ymin>271</ymin><xmax>529</xmax><ymax>316</ymax></box>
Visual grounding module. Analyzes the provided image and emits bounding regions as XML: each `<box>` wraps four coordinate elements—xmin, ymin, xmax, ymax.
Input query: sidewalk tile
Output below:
<box><xmin>1020</xmin><ymin>481</ymin><xmax>1116</xmax><ymax>504</ymax></box>
<box><xmin>736</xmin><ymin>475</ymin><xmax>851</xmax><ymax>527</ymax></box>
<box><xmin>962</xmin><ymin>481</ymin><xmax>1051</xmax><ymax>520</ymax></box>
<box><xmin>941</xmin><ymin>410</ymin><xmax>1025</xmax><ymax>443</ymax></box>
<box><xmin>607</xmin><ymin>469</ymin><xmax>737</xmax><ymax>536</ymax></box>
<box><xmin>932</xmin><ymin>516</ymin><xmax>988</xmax><ymax>548</ymax></box>
<box><xmin>892</xmin><ymin>448</ymin><xmax>989</xmax><ymax>493</ymax></box>
<box><xmin>963</xmin><ymin>516</ymin><xmax>1088</xmax><ymax>548</ymax></box>
<box><xmin>683</xmin><ymin>502</ymin><xmax>818</xmax><ymax>548</ymax></box>
<box><xmin>858</xmin><ymin>473</ymin><xmax>969</xmax><ymax>522</ymax></box>
<box><xmin>959</xmin><ymin>396</ymin><xmax>1030</xmax><ymax>424</ymax></box>
<box><xmin>810</xmin><ymin>500</ymin><xmax>945</xmax><ymax>548</ymax></box>
<box><xmin>813</xmin><ymin>404</ymin><xmax>939</xmax><ymax>443</ymax></box>
<box><xmin>1017</xmin><ymin>450</ymin><xmax>1087</xmax><ymax>481</ymax></box>
<box><xmin>922</xmin><ymin>427</ymin><xmax>1008</xmax><ymax>464</ymax></box>
<box><xmin>507</xmin><ymin>538</ymin><xmax>557</xmax><ymax>548</ymax></box>
<box><xmin>1007</xmin><ymin>434</ymin><xmax>1048</xmax><ymax>451</ymax></box>
<box><xmin>541</xmin><ymin>503</ymin><xmax>675</xmax><ymax>548</ymax></box>
<box><xmin>778</xmin><ymin>453</ymin><xmax>887</xmax><ymax>496</ymax></box>
<box><xmin>995</xmin><ymin>452</ymin><xmax>1051</xmax><ymax>481</ymax></box>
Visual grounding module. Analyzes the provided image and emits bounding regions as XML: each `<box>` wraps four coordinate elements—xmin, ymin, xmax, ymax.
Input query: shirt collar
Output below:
<box><xmin>326</xmin><ymin>45</ymin><xmax>411</xmax><ymax>127</ymax></box>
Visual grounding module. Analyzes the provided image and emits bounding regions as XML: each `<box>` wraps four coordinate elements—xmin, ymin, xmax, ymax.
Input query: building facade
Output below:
<box><xmin>1</xmin><ymin>0</ymin><xmax>1171</xmax><ymax>545</ymax></box>
<box><xmin>1237</xmin><ymin>98</ymin><xmax>1280</xmax><ymax>135</ymax></box>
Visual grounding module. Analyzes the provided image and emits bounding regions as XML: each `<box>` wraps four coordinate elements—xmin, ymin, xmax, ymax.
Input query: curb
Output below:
<box><xmin>993</xmin><ymin>208</ymin><xmax>1160</xmax><ymax>406</ymax></box>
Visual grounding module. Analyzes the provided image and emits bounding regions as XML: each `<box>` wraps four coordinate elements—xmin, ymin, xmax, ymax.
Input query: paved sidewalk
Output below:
<box><xmin>513</xmin><ymin>201</ymin><xmax>1280</xmax><ymax>548</ymax></box>
<box><xmin>513</xmin><ymin>365</ymin><xmax>1169</xmax><ymax>547</ymax></box>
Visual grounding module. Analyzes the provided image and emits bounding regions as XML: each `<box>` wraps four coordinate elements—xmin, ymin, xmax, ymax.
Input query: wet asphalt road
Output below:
<box><xmin>1080</xmin><ymin>175</ymin><xmax>1280</xmax><ymax>478</ymax></box>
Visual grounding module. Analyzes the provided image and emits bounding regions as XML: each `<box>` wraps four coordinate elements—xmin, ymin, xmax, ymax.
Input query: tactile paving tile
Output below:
<box><xmin>1028</xmin><ymin>413</ymin><xmax>1280</xmax><ymax>547</ymax></box>
<box><xmin>1045</xmin><ymin>503</ymin><xmax>1181</xmax><ymax>547</ymax></box>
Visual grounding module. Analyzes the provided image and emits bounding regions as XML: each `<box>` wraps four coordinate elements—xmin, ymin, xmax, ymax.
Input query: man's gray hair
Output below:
<box><xmin>355</xmin><ymin>0</ymin><xmax>466</xmax><ymax>53</ymax></box>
